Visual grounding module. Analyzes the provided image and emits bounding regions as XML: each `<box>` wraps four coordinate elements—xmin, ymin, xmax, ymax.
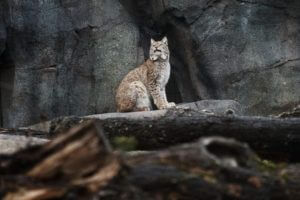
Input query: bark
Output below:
<box><xmin>26</xmin><ymin>108</ymin><xmax>300</xmax><ymax>162</ymax></box>
<box><xmin>93</xmin><ymin>109</ymin><xmax>300</xmax><ymax>162</ymax></box>
<box><xmin>0</xmin><ymin>121</ymin><xmax>120</xmax><ymax>200</ymax></box>
<box><xmin>0</xmin><ymin>121</ymin><xmax>300</xmax><ymax>200</ymax></box>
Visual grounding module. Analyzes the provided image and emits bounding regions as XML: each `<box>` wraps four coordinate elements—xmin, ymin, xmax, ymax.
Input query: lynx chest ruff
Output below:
<box><xmin>153</xmin><ymin>62</ymin><xmax>171</xmax><ymax>87</ymax></box>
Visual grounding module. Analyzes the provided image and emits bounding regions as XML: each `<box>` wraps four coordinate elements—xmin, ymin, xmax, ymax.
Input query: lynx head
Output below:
<box><xmin>150</xmin><ymin>37</ymin><xmax>169</xmax><ymax>62</ymax></box>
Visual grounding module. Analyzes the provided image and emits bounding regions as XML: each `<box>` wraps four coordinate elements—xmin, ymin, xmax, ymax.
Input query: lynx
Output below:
<box><xmin>116</xmin><ymin>37</ymin><xmax>175</xmax><ymax>112</ymax></box>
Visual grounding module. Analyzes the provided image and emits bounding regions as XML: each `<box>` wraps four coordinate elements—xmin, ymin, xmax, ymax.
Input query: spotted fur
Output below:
<box><xmin>116</xmin><ymin>37</ymin><xmax>175</xmax><ymax>112</ymax></box>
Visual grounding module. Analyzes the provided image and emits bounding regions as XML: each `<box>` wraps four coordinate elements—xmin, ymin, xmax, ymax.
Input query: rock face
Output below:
<box><xmin>0</xmin><ymin>0</ymin><xmax>143</xmax><ymax>127</ymax></box>
<box><xmin>1</xmin><ymin>0</ymin><xmax>300</xmax><ymax>127</ymax></box>
<box><xmin>0</xmin><ymin>1</ymin><xmax>6</xmax><ymax>126</ymax></box>
<box><xmin>124</xmin><ymin>0</ymin><xmax>300</xmax><ymax>116</ymax></box>
<box><xmin>182</xmin><ymin>0</ymin><xmax>300</xmax><ymax>116</ymax></box>
<box><xmin>0</xmin><ymin>14</ymin><xmax>5</xmax><ymax>56</ymax></box>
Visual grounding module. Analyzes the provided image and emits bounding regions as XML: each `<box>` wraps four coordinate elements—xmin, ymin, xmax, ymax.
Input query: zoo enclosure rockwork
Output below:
<box><xmin>0</xmin><ymin>0</ymin><xmax>300</xmax><ymax>127</ymax></box>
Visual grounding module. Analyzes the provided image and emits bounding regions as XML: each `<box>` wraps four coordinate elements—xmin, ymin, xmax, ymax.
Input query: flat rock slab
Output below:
<box><xmin>178</xmin><ymin>100</ymin><xmax>244</xmax><ymax>115</ymax></box>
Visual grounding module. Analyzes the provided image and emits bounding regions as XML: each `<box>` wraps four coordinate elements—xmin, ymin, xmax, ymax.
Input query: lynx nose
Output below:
<box><xmin>154</xmin><ymin>48</ymin><xmax>162</xmax><ymax>53</ymax></box>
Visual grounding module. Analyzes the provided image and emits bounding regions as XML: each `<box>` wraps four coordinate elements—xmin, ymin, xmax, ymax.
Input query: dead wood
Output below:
<box><xmin>1</xmin><ymin>121</ymin><xmax>300</xmax><ymax>200</ymax></box>
<box><xmin>26</xmin><ymin>108</ymin><xmax>300</xmax><ymax>162</ymax></box>
<box><xmin>95</xmin><ymin>109</ymin><xmax>300</xmax><ymax>162</ymax></box>
<box><xmin>0</xmin><ymin>134</ymin><xmax>48</xmax><ymax>154</ymax></box>
<box><xmin>0</xmin><ymin>121</ymin><xmax>121</xmax><ymax>200</ymax></box>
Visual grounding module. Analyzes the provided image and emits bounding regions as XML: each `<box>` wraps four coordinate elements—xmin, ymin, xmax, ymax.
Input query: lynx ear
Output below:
<box><xmin>162</xmin><ymin>36</ymin><xmax>168</xmax><ymax>44</ymax></box>
<box><xmin>151</xmin><ymin>38</ymin><xmax>155</xmax><ymax>44</ymax></box>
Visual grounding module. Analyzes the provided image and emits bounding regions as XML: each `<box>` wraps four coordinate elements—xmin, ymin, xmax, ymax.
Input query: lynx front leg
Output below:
<box><xmin>150</xmin><ymin>86</ymin><xmax>175</xmax><ymax>110</ymax></box>
<box><xmin>132</xmin><ymin>81</ymin><xmax>152</xmax><ymax>111</ymax></box>
<box><xmin>160</xmin><ymin>88</ymin><xmax>176</xmax><ymax>108</ymax></box>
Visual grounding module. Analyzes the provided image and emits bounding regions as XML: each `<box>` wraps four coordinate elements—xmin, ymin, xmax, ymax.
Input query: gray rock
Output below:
<box><xmin>186</xmin><ymin>0</ymin><xmax>300</xmax><ymax>116</ymax></box>
<box><xmin>0</xmin><ymin>134</ymin><xmax>48</xmax><ymax>154</ymax></box>
<box><xmin>179</xmin><ymin>100</ymin><xmax>244</xmax><ymax>116</ymax></box>
<box><xmin>0</xmin><ymin>1</ymin><xmax>6</xmax><ymax>127</ymax></box>
<box><xmin>1</xmin><ymin>0</ymin><xmax>143</xmax><ymax>127</ymax></box>
<box><xmin>1</xmin><ymin>0</ymin><xmax>300</xmax><ymax>127</ymax></box>
<box><xmin>0</xmin><ymin>16</ymin><xmax>5</xmax><ymax>56</ymax></box>
<box><xmin>0</xmin><ymin>1</ymin><xmax>5</xmax><ymax>54</ymax></box>
<box><xmin>122</xmin><ymin>0</ymin><xmax>300</xmax><ymax>116</ymax></box>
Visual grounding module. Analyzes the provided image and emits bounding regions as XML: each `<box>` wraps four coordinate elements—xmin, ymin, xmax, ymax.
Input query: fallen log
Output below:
<box><xmin>95</xmin><ymin>109</ymin><xmax>300</xmax><ymax>162</ymax></box>
<box><xmin>1</xmin><ymin>121</ymin><xmax>300</xmax><ymax>200</ymax></box>
<box><xmin>26</xmin><ymin>100</ymin><xmax>243</xmax><ymax>134</ymax></box>
<box><xmin>0</xmin><ymin>121</ymin><xmax>120</xmax><ymax>200</ymax></box>
<box><xmin>0</xmin><ymin>128</ymin><xmax>50</xmax><ymax>155</ymax></box>
<box><xmin>26</xmin><ymin>107</ymin><xmax>300</xmax><ymax>162</ymax></box>
<box><xmin>0</xmin><ymin>134</ymin><xmax>48</xmax><ymax>154</ymax></box>
<box><xmin>120</xmin><ymin>138</ymin><xmax>300</xmax><ymax>200</ymax></box>
<box><xmin>0</xmin><ymin>128</ymin><xmax>48</xmax><ymax>138</ymax></box>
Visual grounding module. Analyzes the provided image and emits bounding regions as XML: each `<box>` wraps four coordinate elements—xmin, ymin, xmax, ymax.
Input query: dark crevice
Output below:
<box><xmin>162</xmin><ymin>12</ymin><xmax>218</xmax><ymax>100</ymax></box>
<box><xmin>119</xmin><ymin>0</ymin><xmax>185</xmax><ymax>104</ymax></box>
<box><xmin>0</xmin><ymin>45</ymin><xmax>15</xmax><ymax>128</ymax></box>
<box><xmin>119</xmin><ymin>0</ymin><xmax>218</xmax><ymax>103</ymax></box>
<box><xmin>166</xmin><ymin>72</ymin><xmax>182</xmax><ymax>104</ymax></box>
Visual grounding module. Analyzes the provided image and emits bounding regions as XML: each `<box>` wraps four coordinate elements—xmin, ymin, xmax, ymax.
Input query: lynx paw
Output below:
<box><xmin>136</xmin><ymin>107</ymin><xmax>151</xmax><ymax>112</ymax></box>
<box><xmin>167</xmin><ymin>102</ymin><xmax>176</xmax><ymax>108</ymax></box>
<box><xmin>161</xmin><ymin>102</ymin><xmax>176</xmax><ymax>109</ymax></box>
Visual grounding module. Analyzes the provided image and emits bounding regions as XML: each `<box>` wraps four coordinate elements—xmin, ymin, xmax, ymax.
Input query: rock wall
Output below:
<box><xmin>1</xmin><ymin>0</ymin><xmax>300</xmax><ymax>127</ymax></box>
<box><xmin>0</xmin><ymin>19</ymin><xmax>5</xmax><ymax>56</ymax></box>
<box><xmin>184</xmin><ymin>0</ymin><xmax>300</xmax><ymax>115</ymax></box>
<box><xmin>0</xmin><ymin>0</ymin><xmax>143</xmax><ymax>127</ymax></box>
<box><xmin>0</xmin><ymin>1</ymin><xmax>6</xmax><ymax>126</ymax></box>
<box><xmin>124</xmin><ymin>0</ymin><xmax>300</xmax><ymax>115</ymax></box>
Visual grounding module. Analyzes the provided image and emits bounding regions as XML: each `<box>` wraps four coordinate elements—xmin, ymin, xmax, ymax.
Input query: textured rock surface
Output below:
<box><xmin>0</xmin><ymin>1</ymin><xmax>6</xmax><ymax>127</ymax></box>
<box><xmin>183</xmin><ymin>0</ymin><xmax>300</xmax><ymax>116</ymax></box>
<box><xmin>179</xmin><ymin>100</ymin><xmax>244</xmax><ymax>115</ymax></box>
<box><xmin>121</xmin><ymin>0</ymin><xmax>300</xmax><ymax>116</ymax></box>
<box><xmin>1</xmin><ymin>0</ymin><xmax>300</xmax><ymax>127</ymax></box>
<box><xmin>0</xmin><ymin>1</ymin><xmax>5</xmax><ymax>55</ymax></box>
<box><xmin>0</xmin><ymin>0</ymin><xmax>143</xmax><ymax>127</ymax></box>
<box><xmin>0</xmin><ymin>16</ymin><xmax>5</xmax><ymax>56</ymax></box>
